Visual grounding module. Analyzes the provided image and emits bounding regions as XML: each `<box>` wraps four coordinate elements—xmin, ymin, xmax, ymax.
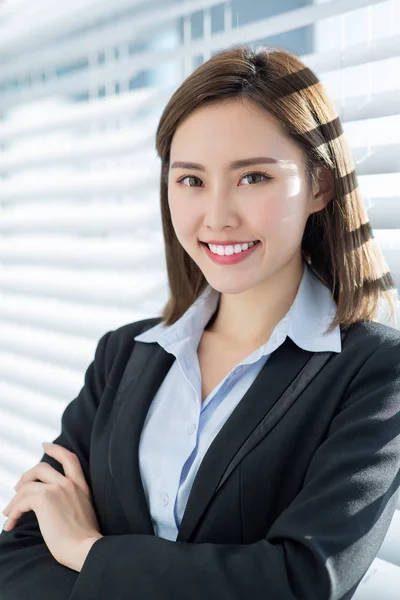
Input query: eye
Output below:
<box><xmin>240</xmin><ymin>171</ymin><xmax>273</xmax><ymax>185</ymax></box>
<box><xmin>176</xmin><ymin>174</ymin><xmax>203</xmax><ymax>187</ymax></box>
<box><xmin>176</xmin><ymin>171</ymin><xmax>273</xmax><ymax>188</ymax></box>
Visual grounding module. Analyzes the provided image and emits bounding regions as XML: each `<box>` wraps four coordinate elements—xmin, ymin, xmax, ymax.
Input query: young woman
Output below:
<box><xmin>1</xmin><ymin>45</ymin><xmax>400</xmax><ymax>600</ymax></box>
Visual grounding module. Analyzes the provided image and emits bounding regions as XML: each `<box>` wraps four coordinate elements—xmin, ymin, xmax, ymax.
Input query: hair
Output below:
<box><xmin>154</xmin><ymin>44</ymin><xmax>399</xmax><ymax>333</ymax></box>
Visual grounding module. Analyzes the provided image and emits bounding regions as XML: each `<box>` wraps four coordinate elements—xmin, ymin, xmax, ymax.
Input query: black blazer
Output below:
<box><xmin>1</xmin><ymin>318</ymin><xmax>400</xmax><ymax>600</ymax></box>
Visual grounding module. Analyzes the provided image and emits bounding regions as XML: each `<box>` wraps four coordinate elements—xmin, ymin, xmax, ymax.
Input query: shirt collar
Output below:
<box><xmin>134</xmin><ymin>262</ymin><xmax>342</xmax><ymax>354</ymax></box>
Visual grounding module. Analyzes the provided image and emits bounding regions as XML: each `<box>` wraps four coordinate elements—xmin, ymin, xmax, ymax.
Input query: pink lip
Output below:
<box><xmin>200</xmin><ymin>241</ymin><xmax>260</xmax><ymax>265</ymax></box>
<box><xmin>202</xmin><ymin>239</ymin><xmax>258</xmax><ymax>245</ymax></box>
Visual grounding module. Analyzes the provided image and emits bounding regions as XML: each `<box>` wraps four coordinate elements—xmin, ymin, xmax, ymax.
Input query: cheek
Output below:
<box><xmin>254</xmin><ymin>180</ymin><xmax>307</xmax><ymax>235</ymax></box>
<box><xmin>168</xmin><ymin>199</ymin><xmax>197</xmax><ymax>252</ymax></box>
<box><xmin>167</xmin><ymin>192</ymin><xmax>199</xmax><ymax>242</ymax></box>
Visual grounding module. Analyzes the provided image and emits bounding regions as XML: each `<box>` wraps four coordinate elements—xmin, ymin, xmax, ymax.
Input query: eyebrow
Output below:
<box><xmin>170</xmin><ymin>157</ymin><xmax>280</xmax><ymax>172</ymax></box>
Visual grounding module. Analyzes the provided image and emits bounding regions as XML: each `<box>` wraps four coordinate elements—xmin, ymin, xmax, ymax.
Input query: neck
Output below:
<box><xmin>206</xmin><ymin>254</ymin><xmax>305</xmax><ymax>347</ymax></box>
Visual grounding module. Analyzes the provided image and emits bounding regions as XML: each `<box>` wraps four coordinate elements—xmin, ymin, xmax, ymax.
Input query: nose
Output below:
<box><xmin>202</xmin><ymin>189</ymin><xmax>240</xmax><ymax>230</ymax></box>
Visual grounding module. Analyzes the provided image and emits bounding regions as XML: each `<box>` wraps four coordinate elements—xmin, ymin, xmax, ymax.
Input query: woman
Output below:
<box><xmin>1</xmin><ymin>45</ymin><xmax>400</xmax><ymax>600</ymax></box>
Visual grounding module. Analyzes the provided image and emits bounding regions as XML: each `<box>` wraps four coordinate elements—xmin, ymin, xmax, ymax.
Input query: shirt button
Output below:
<box><xmin>187</xmin><ymin>423</ymin><xmax>197</xmax><ymax>435</ymax></box>
<box><xmin>163</xmin><ymin>493</ymin><xmax>169</xmax><ymax>506</ymax></box>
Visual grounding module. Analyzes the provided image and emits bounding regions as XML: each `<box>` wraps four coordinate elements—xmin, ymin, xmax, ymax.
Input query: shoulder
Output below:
<box><xmin>106</xmin><ymin>316</ymin><xmax>162</xmax><ymax>358</ymax></box>
<box><xmin>323</xmin><ymin>322</ymin><xmax>400</xmax><ymax>406</ymax></box>
<box><xmin>336</xmin><ymin>321</ymin><xmax>400</xmax><ymax>411</ymax></box>
<box><xmin>108</xmin><ymin>317</ymin><xmax>162</xmax><ymax>346</ymax></box>
<box><xmin>342</xmin><ymin>320</ymin><xmax>400</xmax><ymax>359</ymax></box>
<box><xmin>93</xmin><ymin>317</ymin><xmax>162</xmax><ymax>387</ymax></box>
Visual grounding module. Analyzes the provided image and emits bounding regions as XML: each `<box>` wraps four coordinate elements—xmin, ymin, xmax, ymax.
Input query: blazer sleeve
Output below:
<box><xmin>0</xmin><ymin>329</ymin><xmax>114</xmax><ymax>600</ymax></box>
<box><xmin>69</xmin><ymin>336</ymin><xmax>400</xmax><ymax>600</ymax></box>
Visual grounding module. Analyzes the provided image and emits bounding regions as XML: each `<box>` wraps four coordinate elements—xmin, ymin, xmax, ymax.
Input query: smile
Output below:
<box><xmin>200</xmin><ymin>240</ymin><xmax>261</xmax><ymax>265</ymax></box>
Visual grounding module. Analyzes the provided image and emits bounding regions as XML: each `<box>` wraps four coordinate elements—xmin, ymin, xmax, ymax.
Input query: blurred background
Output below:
<box><xmin>1</xmin><ymin>0</ymin><xmax>400</xmax><ymax>595</ymax></box>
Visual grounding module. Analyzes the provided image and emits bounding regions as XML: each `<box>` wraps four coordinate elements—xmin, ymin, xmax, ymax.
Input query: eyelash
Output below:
<box><xmin>176</xmin><ymin>171</ymin><xmax>273</xmax><ymax>187</ymax></box>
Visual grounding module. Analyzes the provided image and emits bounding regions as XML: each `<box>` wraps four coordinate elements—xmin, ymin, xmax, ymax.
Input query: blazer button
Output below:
<box><xmin>163</xmin><ymin>493</ymin><xmax>169</xmax><ymax>506</ymax></box>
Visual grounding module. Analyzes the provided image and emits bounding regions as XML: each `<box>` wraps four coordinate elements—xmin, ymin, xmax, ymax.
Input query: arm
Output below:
<box><xmin>70</xmin><ymin>338</ymin><xmax>400</xmax><ymax>600</ymax></box>
<box><xmin>0</xmin><ymin>329</ymin><xmax>113</xmax><ymax>600</ymax></box>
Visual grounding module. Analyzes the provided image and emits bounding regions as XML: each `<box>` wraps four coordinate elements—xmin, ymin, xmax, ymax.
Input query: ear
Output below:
<box><xmin>308</xmin><ymin>166</ymin><xmax>335</xmax><ymax>215</ymax></box>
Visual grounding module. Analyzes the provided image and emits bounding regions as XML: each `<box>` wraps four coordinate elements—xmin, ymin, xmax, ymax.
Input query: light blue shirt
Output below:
<box><xmin>134</xmin><ymin>262</ymin><xmax>342</xmax><ymax>541</ymax></box>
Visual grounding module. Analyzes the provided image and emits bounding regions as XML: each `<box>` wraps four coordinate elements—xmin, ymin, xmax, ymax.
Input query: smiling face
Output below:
<box><xmin>167</xmin><ymin>98</ymin><xmax>329</xmax><ymax>295</ymax></box>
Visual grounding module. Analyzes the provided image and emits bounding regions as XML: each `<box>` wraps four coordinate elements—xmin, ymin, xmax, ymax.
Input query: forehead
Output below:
<box><xmin>170</xmin><ymin>98</ymin><xmax>303</xmax><ymax>166</ymax></box>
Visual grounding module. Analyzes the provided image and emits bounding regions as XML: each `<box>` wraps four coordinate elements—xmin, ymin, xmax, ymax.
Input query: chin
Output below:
<box><xmin>203</xmin><ymin>277</ymin><xmax>256</xmax><ymax>296</ymax></box>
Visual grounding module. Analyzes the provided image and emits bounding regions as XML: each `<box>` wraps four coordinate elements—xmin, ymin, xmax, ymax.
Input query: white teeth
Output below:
<box><xmin>207</xmin><ymin>241</ymin><xmax>258</xmax><ymax>255</ymax></box>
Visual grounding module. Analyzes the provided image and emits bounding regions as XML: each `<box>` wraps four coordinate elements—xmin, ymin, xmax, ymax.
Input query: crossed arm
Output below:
<box><xmin>1</xmin><ymin>329</ymin><xmax>400</xmax><ymax>600</ymax></box>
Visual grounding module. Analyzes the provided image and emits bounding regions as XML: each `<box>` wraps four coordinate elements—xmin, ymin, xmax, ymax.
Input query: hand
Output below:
<box><xmin>1</xmin><ymin>443</ymin><xmax>104</xmax><ymax>572</ymax></box>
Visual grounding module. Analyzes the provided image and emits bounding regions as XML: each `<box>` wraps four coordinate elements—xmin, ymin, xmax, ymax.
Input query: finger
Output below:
<box><xmin>2</xmin><ymin>481</ymin><xmax>44</xmax><ymax>531</ymax></box>
<box><xmin>5</xmin><ymin>463</ymin><xmax>63</xmax><ymax>516</ymax></box>
<box><xmin>42</xmin><ymin>444</ymin><xmax>91</xmax><ymax>497</ymax></box>
<box><xmin>3</xmin><ymin>480</ymin><xmax>46</xmax><ymax>516</ymax></box>
<box><xmin>15</xmin><ymin>445</ymin><xmax>90</xmax><ymax>498</ymax></box>
<box><xmin>14</xmin><ymin>461</ymin><xmax>66</xmax><ymax>492</ymax></box>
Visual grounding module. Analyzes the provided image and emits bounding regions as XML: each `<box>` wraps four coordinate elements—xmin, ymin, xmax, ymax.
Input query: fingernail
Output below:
<box><xmin>42</xmin><ymin>442</ymin><xmax>51</xmax><ymax>449</ymax></box>
<box><xmin>2</xmin><ymin>520</ymin><xmax>8</xmax><ymax>531</ymax></box>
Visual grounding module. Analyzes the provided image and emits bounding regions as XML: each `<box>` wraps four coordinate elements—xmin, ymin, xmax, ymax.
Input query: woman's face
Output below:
<box><xmin>167</xmin><ymin>98</ymin><xmax>327</xmax><ymax>294</ymax></box>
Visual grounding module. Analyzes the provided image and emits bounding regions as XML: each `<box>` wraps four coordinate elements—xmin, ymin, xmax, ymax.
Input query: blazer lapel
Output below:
<box><xmin>108</xmin><ymin>331</ymin><xmax>343</xmax><ymax>542</ymax></box>
<box><xmin>108</xmin><ymin>340</ymin><xmax>175</xmax><ymax>535</ymax></box>
<box><xmin>176</xmin><ymin>335</ymin><xmax>338</xmax><ymax>542</ymax></box>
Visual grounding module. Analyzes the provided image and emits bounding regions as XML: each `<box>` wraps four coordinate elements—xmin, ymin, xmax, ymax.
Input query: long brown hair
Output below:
<box><xmin>155</xmin><ymin>44</ymin><xmax>398</xmax><ymax>333</ymax></box>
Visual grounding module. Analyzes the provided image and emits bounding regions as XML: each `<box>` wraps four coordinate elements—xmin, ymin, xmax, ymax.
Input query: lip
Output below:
<box><xmin>200</xmin><ymin>240</ymin><xmax>261</xmax><ymax>265</ymax></box>
<box><xmin>201</xmin><ymin>239</ymin><xmax>259</xmax><ymax>245</ymax></box>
